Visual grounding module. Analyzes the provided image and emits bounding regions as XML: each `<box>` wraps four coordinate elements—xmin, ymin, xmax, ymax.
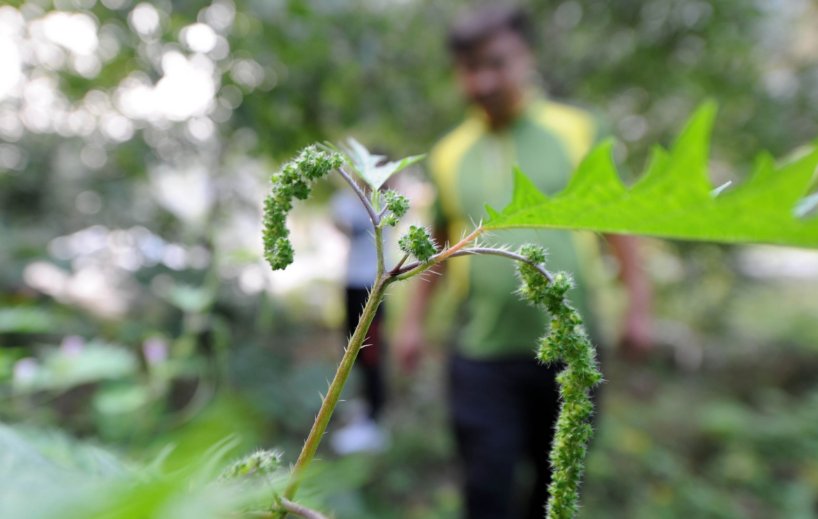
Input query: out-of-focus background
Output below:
<box><xmin>1</xmin><ymin>0</ymin><xmax>818</xmax><ymax>517</ymax></box>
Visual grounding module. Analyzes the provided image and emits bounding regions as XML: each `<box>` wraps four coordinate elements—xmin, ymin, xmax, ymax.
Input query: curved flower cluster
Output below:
<box><xmin>398</xmin><ymin>225</ymin><xmax>438</xmax><ymax>262</ymax></box>
<box><xmin>263</xmin><ymin>146</ymin><xmax>344</xmax><ymax>270</ymax></box>
<box><xmin>517</xmin><ymin>244</ymin><xmax>603</xmax><ymax>519</ymax></box>
<box><xmin>381</xmin><ymin>189</ymin><xmax>409</xmax><ymax>227</ymax></box>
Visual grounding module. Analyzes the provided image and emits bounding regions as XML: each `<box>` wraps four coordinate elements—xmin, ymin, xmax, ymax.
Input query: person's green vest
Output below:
<box><xmin>429</xmin><ymin>97</ymin><xmax>603</xmax><ymax>359</ymax></box>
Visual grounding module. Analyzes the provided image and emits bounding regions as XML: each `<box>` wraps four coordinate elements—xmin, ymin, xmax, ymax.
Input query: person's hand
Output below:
<box><xmin>394</xmin><ymin>323</ymin><xmax>424</xmax><ymax>374</ymax></box>
<box><xmin>619</xmin><ymin>308</ymin><xmax>653</xmax><ymax>361</ymax></box>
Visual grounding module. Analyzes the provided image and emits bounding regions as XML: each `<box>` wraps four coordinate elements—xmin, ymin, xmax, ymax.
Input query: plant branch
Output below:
<box><xmin>336</xmin><ymin>167</ymin><xmax>379</xmax><ymax>226</ymax></box>
<box><xmin>375</xmin><ymin>225</ymin><xmax>385</xmax><ymax>278</ymax></box>
<box><xmin>389</xmin><ymin>252</ymin><xmax>410</xmax><ymax>275</ymax></box>
<box><xmin>280</xmin><ymin>276</ymin><xmax>387</xmax><ymax>507</ymax></box>
<box><xmin>278</xmin><ymin>498</ymin><xmax>329</xmax><ymax>519</ymax></box>
<box><xmin>391</xmin><ymin>226</ymin><xmax>484</xmax><ymax>281</ymax></box>
<box><xmin>448</xmin><ymin>247</ymin><xmax>555</xmax><ymax>283</ymax></box>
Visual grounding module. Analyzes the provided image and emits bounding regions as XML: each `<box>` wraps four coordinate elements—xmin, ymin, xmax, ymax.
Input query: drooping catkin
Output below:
<box><xmin>517</xmin><ymin>244</ymin><xmax>603</xmax><ymax>519</ymax></box>
<box><xmin>262</xmin><ymin>146</ymin><xmax>344</xmax><ymax>271</ymax></box>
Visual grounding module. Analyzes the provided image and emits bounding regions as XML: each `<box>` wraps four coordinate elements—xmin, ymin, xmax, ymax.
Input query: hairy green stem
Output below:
<box><xmin>280</xmin><ymin>277</ymin><xmax>388</xmax><ymax>505</ymax></box>
<box><xmin>396</xmin><ymin>246</ymin><xmax>554</xmax><ymax>283</ymax></box>
<box><xmin>375</xmin><ymin>225</ymin><xmax>385</xmax><ymax>278</ymax></box>
<box><xmin>279</xmin><ymin>226</ymin><xmax>486</xmax><ymax>514</ymax></box>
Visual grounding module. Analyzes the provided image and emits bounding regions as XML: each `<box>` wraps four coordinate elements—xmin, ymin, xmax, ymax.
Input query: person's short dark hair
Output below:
<box><xmin>447</xmin><ymin>4</ymin><xmax>533</xmax><ymax>55</ymax></box>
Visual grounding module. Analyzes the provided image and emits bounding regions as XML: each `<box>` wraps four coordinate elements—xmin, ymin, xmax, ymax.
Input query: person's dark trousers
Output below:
<box><xmin>449</xmin><ymin>353</ymin><xmax>563</xmax><ymax>519</ymax></box>
<box><xmin>345</xmin><ymin>286</ymin><xmax>386</xmax><ymax>420</ymax></box>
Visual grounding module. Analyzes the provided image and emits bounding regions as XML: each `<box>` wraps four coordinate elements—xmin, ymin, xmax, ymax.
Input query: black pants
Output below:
<box><xmin>345</xmin><ymin>287</ymin><xmax>386</xmax><ymax>420</ymax></box>
<box><xmin>449</xmin><ymin>354</ymin><xmax>562</xmax><ymax>519</ymax></box>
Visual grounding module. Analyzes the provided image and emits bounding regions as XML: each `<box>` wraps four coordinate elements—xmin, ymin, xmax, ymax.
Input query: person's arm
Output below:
<box><xmin>394</xmin><ymin>224</ymin><xmax>447</xmax><ymax>373</ymax></box>
<box><xmin>605</xmin><ymin>234</ymin><xmax>653</xmax><ymax>358</ymax></box>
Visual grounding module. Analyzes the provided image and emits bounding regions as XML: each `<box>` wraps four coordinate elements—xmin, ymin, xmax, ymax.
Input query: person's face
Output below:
<box><xmin>454</xmin><ymin>29</ymin><xmax>533</xmax><ymax>128</ymax></box>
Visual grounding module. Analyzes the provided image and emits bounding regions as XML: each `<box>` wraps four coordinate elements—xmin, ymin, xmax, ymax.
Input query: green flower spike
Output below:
<box><xmin>263</xmin><ymin>146</ymin><xmax>344</xmax><ymax>271</ymax></box>
<box><xmin>382</xmin><ymin>189</ymin><xmax>409</xmax><ymax>227</ymax></box>
<box><xmin>517</xmin><ymin>244</ymin><xmax>603</xmax><ymax>519</ymax></box>
<box><xmin>398</xmin><ymin>225</ymin><xmax>438</xmax><ymax>262</ymax></box>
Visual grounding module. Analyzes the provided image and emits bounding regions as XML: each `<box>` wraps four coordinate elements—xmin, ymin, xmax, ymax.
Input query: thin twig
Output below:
<box><xmin>278</xmin><ymin>498</ymin><xmax>330</xmax><ymax>519</ymax></box>
<box><xmin>393</xmin><ymin>246</ymin><xmax>554</xmax><ymax>283</ymax></box>
<box><xmin>388</xmin><ymin>252</ymin><xmax>410</xmax><ymax>275</ymax></box>
<box><xmin>455</xmin><ymin>247</ymin><xmax>555</xmax><ymax>283</ymax></box>
<box><xmin>336</xmin><ymin>167</ymin><xmax>379</xmax><ymax>226</ymax></box>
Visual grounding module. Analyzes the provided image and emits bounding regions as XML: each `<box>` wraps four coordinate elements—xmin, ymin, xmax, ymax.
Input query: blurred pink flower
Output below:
<box><xmin>142</xmin><ymin>338</ymin><xmax>168</xmax><ymax>365</ymax></box>
<box><xmin>60</xmin><ymin>335</ymin><xmax>85</xmax><ymax>356</ymax></box>
<box><xmin>13</xmin><ymin>358</ymin><xmax>39</xmax><ymax>384</ymax></box>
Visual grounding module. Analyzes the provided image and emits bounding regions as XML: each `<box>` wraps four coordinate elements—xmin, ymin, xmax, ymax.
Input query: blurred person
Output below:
<box><xmin>329</xmin><ymin>187</ymin><xmax>388</xmax><ymax>455</ymax></box>
<box><xmin>395</xmin><ymin>4</ymin><xmax>652</xmax><ymax>519</ymax></box>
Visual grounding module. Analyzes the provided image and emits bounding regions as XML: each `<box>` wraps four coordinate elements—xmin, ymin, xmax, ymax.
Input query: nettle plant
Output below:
<box><xmin>257</xmin><ymin>103</ymin><xmax>818</xmax><ymax>519</ymax></box>
<box><xmin>260</xmin><ymin>142</ymin><xmax>600</xmax><ymax>519</ymax></box>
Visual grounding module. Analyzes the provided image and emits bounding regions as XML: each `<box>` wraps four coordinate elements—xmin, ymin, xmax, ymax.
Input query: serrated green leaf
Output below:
<box><xmin>341</xmin><ymin>137</ymin><xmax>424</xmax><ymax>190</ymax></box>
<box><xmin>486</xmin><ymin>103</ymin><xmax>818</xmax><ymax>248</ymax></box>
